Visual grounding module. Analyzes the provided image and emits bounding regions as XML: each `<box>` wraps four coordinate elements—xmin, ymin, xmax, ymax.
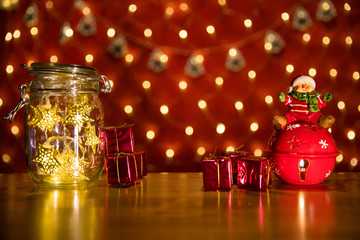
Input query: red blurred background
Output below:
<box><xmin>1</xmin><ymin>0</ymin><xmax>359</xmax><ymax>173</ymax></box>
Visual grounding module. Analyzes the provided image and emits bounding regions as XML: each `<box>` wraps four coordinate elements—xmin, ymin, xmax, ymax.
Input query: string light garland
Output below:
<box><xmin>1</xmin><ymin>0</ymin><xmax>359</xmax><ymax>172</ymax></box>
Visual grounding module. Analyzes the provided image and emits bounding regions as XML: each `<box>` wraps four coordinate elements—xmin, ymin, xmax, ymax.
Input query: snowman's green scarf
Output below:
<box><xmin>289</xmin><ymin>91</ymin><xmax>321</xmax><ymax>112</ymax></box>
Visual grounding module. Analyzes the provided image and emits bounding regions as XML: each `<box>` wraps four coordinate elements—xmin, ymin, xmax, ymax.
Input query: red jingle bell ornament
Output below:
<box><xmin>267</xmin><ymin>121</ymin><xmax>338</xmax><ymax>185</ymax></box>
<box><xmin>268</xmin><ymin>75</ymin><xmax>338</xmax><ymax>185</ymax></box>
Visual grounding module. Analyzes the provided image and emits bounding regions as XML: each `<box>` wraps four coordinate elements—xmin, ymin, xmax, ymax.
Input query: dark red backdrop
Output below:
<box><xmin>1</xmin><ymin>0</ymin><xmax>359</xmax><ymax>173</ymax></box>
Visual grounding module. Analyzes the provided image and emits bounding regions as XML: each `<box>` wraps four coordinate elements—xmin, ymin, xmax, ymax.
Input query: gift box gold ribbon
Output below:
<box><xmin>204</xmin><ymin>154</ymin><xmax>231</xmax><ymax>188</ymax></box>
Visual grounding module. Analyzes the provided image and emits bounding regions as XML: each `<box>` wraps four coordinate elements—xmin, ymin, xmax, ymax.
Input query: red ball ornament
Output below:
<box><xmin>266</xmin><ymin>121</ymin><xmax>338</xmax><ymax>185</ymax></box>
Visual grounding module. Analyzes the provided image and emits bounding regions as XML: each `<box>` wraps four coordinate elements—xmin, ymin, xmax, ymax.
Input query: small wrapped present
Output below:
<box><xmin>202</xmin><ymin>155</ymin><xmax>232</xmax><ymax>191</ymax></box>
<box><xmin>102</xmin><ymin>124</ymin><xmax>134</xmax><ymax>155</ymax></box>
<box><xmin>105</xmin><ymin>152</ymin><xmax>139</xmax><ymax>185</ymax></box>
<box><xmin>237</xmin><ymin>156</ymin><xmax>271</xmax><ymax>190</ymax></box>
<box><xmin>222</xmin><ymin>148</ymin><xmax>252</xmax><ymax>184</ymax></box>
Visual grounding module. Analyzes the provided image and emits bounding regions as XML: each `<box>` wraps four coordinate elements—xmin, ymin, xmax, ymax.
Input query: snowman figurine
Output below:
<box><xmin>272</xmin><ymin>74</ymin><xmax>335</xmax><ymax>130</ymax></box>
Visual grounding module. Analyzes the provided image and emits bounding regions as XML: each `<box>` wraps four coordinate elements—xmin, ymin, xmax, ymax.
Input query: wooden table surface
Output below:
<box><xmin>1</xmin><ymin>172</ymin><xmax>360</xmax><ymax>240</ymax></box>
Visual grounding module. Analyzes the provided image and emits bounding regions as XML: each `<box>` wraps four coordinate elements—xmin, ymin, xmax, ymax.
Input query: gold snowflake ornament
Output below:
<box><xmin>84</xmin><ymin>125</ymin><xmax>101</xmax><ymax>152</ymax></box>
<box><xmin>33</xmin><ymin>144</ymin><xmax>61</xmax><ymax>174</ymax></box>
<box><xmin>63</xmin><ymin>102</ymin><xmax>94</xmax><ymax>129</ymax></box>
<box><xmin>28</xmin><ymin>104</ymin><xmax>63</xmax><ymax>132</ymax></box>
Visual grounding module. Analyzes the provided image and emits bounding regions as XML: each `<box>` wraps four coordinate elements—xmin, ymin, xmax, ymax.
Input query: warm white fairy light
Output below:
<box><xmin>107</xmin><ymin>28</ymin><xmax>115</xmax><ymax>38</ymax></box>
<box><xmin>160</xmin><ymin>105</ymin><xmax>169</xmax><ymax>115</ymax></box>
<box><xmin>195</xmin><ymin>55</ymin><xmax>204</xmax><ymax>63</ymax></box>
<box><xmin>11</xmin><ymin>126</ymin><xmax>19</xmax><ymax>135</ymax></box>
<box><xmin>330</xmin><ymin>68</ymin><xmax>337</xmax><ymax>78</ymax></box>
<box><xmin>336</xmin><ymin>154</ymin><xmax>343</xmax><ymax>163</ymax></box>
<box><xmin>265</xmin><ymin>95</ymin><xmax>273</xmax><ymax>104</ymax></box>
<box><xmin>322</xmin><ymin>1</ymin><xmax>330</xmax><ymax>11</ymax></box>
<box><xmin>264</xmin><ymin>42</ymin><xmax>272</xmax><ymax>51</ymax></box>
<box><xmin>337</xmin><ymin>101</ymin><xmax>345</xmax><ymax>110</ymax></box>
<box><xmin>179</xmin><ymin>3</ymin><xmax>189</xmax><ymax>11</ymax></box>
<box><xmin>142</xmin><ymin>80</ymin><xmax>151</xmax><ymax>89</ymax></box>
<box><xmin>250</xmin><ymin>122</ymin><xmax>259</xmax><ymax>132</ymax></box>
<box><xmin>179</xmin><ymin>30</ymin><xmax>188</xmax><ymax>39</ymax></box>
<box><xmin>159</xmin><ymin>54</ymin><xmax>168</xmax><ymax>63</ymax></box>
<box><xmin>344</xmin><ymin>3</ymin><xmax>351</xmax><ymax>12</ymax></box>
<box><xmin>144</xmin><ymin>28</ymin><xmax>152</xmax><ymax>38</ymax></box>
<box><xmin>322</xmin><ymin>36</ymin><xmax>330</xmax><ymax>45</ymax></box>
<box><xmin>65</xmin><ymin>27</ymin><xmax>73</xmax><ymax>37</ymax></box>
<box><xmin>166</xmin><ymin>149</ymin><xmax>175</xmax><ymax>158</ymax></box>
<box><xmin>216</xmin><ymin>123</ymin><xmax>225</xmax><ymax>134</ymax></box>
<box><xmin>353</xmin><ymin>71</ymin><xmax>359</xmax><ymax>81</ymax></box>
<box><xmin>218</xmin><ymin>0</ymin><xmax>226</xmax><ymax>7</ymax></box>
<box><xmin>226</xmin><ymin>146</ymin><xmax>235</xmax><ymax>152</ymax></box>
<box><xmin>254</xmin><ymin>149</ymin><xmax>262</xmax><ymax>156</ymax></box>
<box><xmin>50</xmin><ymin>55</ymin><xmax>58</xmax><ymax>63</ymax></box>
<box><xmin>6</xmin><ymin>65</ymin><xmax>14</xmax><ymax>74</ymax></box>
<box><xmin>146</xmin><ymin>130</ymin><xmax>155</xmax><ymax>140</ymax></box>
<box><xmin>235</xmin><ymin>101</ymin><xmax>243</xmax><ymax>110</ymax></box>
<box><xmin>248</xmin><ymin>70</ymin><xmax>256</xmax><ymax>79</ymax></box>
<box><xmin>2</xmin><ymin>154</ymin><xmax>11</xmax><ymax>163</ymax></box>
<box><xmin>345</xmin><ymin>36</ymin><xmax>352</xmax><ymax>45</ymax></box>
<box><xmin>358</xmin><ymin>105</ymin><xmax>360</xmax><ymax>112</ymax></box>
<box><xmin>244</xmin><ymin>19</ymin><xmax>252</xmax><ymax>28</ymax></box>
<box><xmin>5</xmin><ymin>32</ymin><xmax>12</xmax><ymax>41</ymax></box>
<box><xmin>82</xmin><ymin>6</ymin><xmax>91</xmax><ymax>15</ymax></box>
<box><xmin>125</xmin><ymin>53</ymin><xmax>134</xmax><ymax>63</ymax></box>
<box><xmin>179</xmin><ymin>81</ymin><xmax>187</xmax><ymax>90</ymax></box>
<box><xmin>308</xmin><ymin>68</ymin><xmax>317</xmax><ymax>77</ymax></box>
<box><xmin>0</xmin><ymin>98</ymin><xmax>3</xmax><ymax>107</ymax></box>
<box><xmin>215</xmin><ymin>77</ymin><xmax>223</xmax><ymax>86</ymax></box>
<box><xmin>281</xmin><ymin>12</ymin><xmax>289</xmax><ymax>21</ymax></box>
<box><xmin>206</xmin><ymin>25</ymin><xmax>215</xmax><ymax>35</ymax></box>
<box><xmin>347</xmin><ymin>130</ymin><xmax>355</xmax><ymax>140</ymax></box>
<box><xmin>128</xmin><ymin>4</ymin><xmax>137</xmax><ymax>13</ymax></box>
<box><xmin>197</xmin><ymin>147</ymin><xmax>206</xmax><ymax>155</ymax></box>
<box><xmin>165</xmin><ymin>7</ymin><xmax>174</xmax><ymax>16</ymax></box>
<box><xmin>46</xmin><ymin>1</ymin><xmax>53</xmax><ymax>9</ymax></box>
<box><xmin>302</xmin><ymin>33</ymin><xmax>311</xmax><ymax>42</ymax></box>
<box><xmin>85</xmin><ymin>54</ymin><xmax>93</xmax><ymax>63</ymax></box>
<box><xmin>13</xmin><ymin>30</ymin><xmax>20</xmax><ymax>39</ymax></box>
<box><xmin>124</xmin><ymin>105</ymin><xmax>133</xmax><ymax>114</ymax></box>
<box><xmin>27</xmin><ymin>60</ymin><xmax>34</xmax><ymax>66</ymax></box>
<box><xmin>30</xmin><ymin>27</ymin><xmax>38</xmax><ymax>36</ymax></box>
<box><xmin>286</xmin><ymin>64</ymin><xmax>294</xmax><ymax>73</ymax></box>
<box><xmin>109</xmin><ymin>80</ymin><xmax>114</xmax><ymax>89</ymax></box>
<box><xmin>185</xmin><ymin>126</ymin><xmax>194</xmax><ymax>136</ymax></box>
<box><xmin>228</xmin><ymin>48</ymin><xmax>237</xmax><ymax>57</ymax></box>
<box><xmin>198</xmin><ymin>100</ymin><xmax>207</xmax><ymax>109</ymax></box>
<box><xmin>350</xmin><ymin>158</ymin><xmax>358</xmax><ymax>167</ymax></box>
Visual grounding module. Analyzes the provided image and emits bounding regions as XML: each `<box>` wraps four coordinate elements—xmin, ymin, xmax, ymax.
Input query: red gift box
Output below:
<box><xmin>237</xmin><ymin>156</ymin><xmax>271</xmax><ymax>190</ymax></box>
<box><xmin>202</xmin><ymin>156</ymin><xmax>232</xmax><ymax>191</ymax></box>
<box><xmin>102</xmin><ymin>124</ymin><xmax>134</xmax><ymax>155</ymax></box>
<box><xmin>222</xmin><ymin>149</ymin><xmax>252</xmax><ymax>184</ymax></box>
<box><xmin>105</xmin><ymin>152</ymin><xmax>139</xmax><ymax>185</ymax></box>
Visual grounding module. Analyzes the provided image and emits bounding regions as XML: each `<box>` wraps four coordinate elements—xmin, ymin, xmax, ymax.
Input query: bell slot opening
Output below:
<box><xmin>298</xmin><ymin>159</ymin><xmax>310</xmax><ymax>181</ymax></box>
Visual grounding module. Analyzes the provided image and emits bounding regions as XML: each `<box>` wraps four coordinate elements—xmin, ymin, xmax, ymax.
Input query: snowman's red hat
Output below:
<box><xmin>287</xmin><ymin>74</ymin><xmax>316</xmax><ymax>93</ymax></box>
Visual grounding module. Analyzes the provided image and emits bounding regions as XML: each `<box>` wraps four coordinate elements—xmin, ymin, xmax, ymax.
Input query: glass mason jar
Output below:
<box><xmin>4</xmin><ymin>62</ymin><xmax>111</xmax><ymax>187</ymax></box>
